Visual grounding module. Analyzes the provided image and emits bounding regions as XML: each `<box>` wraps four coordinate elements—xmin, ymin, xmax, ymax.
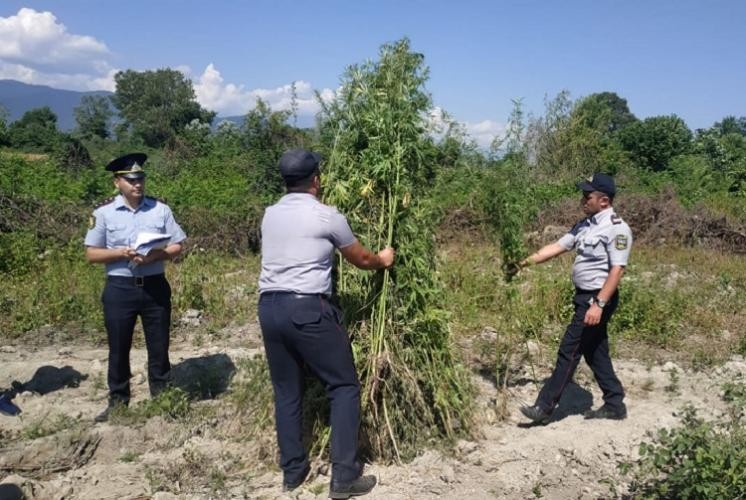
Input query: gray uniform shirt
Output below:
<box><xmin>259</xmin><ymin>193</ymin><xmax>356</xmax><ymax>296</ymax></box>
<box><xmin>557</xmin><ymin>207</ymin><xmax>633</xmax><ymax>290</ymax></box>
<box><xmin>84</xmin><ymin>195</ymin><xmax>187</xmax><ymax>277</ymax></box>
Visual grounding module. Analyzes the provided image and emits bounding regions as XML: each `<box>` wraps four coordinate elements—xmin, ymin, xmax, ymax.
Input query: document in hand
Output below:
<box><xmin>133</xmin><ymin>232</ymin><xmax>171</xmax><ymax>256</ymax></box>
<box><xmin>128</xmin><ymin>232</ymin><xmax>171</xmax><ymax>269</ymax></box>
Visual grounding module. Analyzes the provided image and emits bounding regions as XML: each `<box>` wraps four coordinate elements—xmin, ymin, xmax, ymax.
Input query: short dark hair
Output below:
<box><xmin>286</xmin><ymin>168</ymin><xmax>320</xmax><ymax>192</ymax></box>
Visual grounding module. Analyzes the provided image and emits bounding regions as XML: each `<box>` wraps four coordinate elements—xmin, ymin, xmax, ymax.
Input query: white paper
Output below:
<box><xmin>128</xmin><ymin>232</ymin><xmax>171</xmax><ymax>269</ymax></box>
<box><xmin>133</xmin><ymin>232</ymin><xmax>171</xmax><ymax>250</ymax></box>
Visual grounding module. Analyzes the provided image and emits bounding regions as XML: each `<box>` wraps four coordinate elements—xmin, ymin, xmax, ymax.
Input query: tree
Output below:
<box><xmin>111</xmin><ymin>69</ymin><xmax>216</xmax><ymax>147</ymax></box>
<box><xmin>0</xmin><ymin>106</ymin><xmax>9</xmax><ymax>147</ymax></box>
<box><xmin>241</xmin><ymin>98</ymin><xmax>308</xmax><ymax>198</ymax></box>
<box><xmin>572</xmin><ymin>92</ymin><xmax>637</xmax><ymax>135</ymax></box>
<box><xmin>713</xmin><ymin>116</ymin><xmax>746</xmax><ymax>137</ymax></box>
<box><xmin>54</xmin><ymin>134</ymin><xmax>93</xmax><ymax>171</ymax></box>
<box><xmin>618</xmin><ymin>115</ymin><xmax>692</xmax><ymax>171</ymax></box>
<box><xmin>8</xmin><ymin>107</ymin><xmax>61</xmax><ymax>152</ymax></box>
<box><xmin>74</xmin><ymin>95</ymin><xmax>113</xmax><ymax>139</ymax></box>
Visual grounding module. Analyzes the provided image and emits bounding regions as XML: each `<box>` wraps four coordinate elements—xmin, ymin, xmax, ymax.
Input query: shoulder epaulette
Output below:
<box><xmin>94</xmin><ymin>196</ymin><xmax>116</xmax><ymax>209</ymax></box>
<box><xmin>146</xmin><ymin>195</ymin><xmax>167</xmax><ymax>204</ymax></box>
<box><xmin>569</xmin><ymin>218</ymin><xmax>590</xmax><ymax>235</ymax></box>
<box><xmin>611</xmin><ymin>214</ymin><xmax>623</xmax><ymax>225</ymax></box>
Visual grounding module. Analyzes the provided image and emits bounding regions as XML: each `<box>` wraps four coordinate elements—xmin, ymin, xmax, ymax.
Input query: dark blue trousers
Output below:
<box><xmin>536</xmin><ymin>289</ymin><xmax>625</xmax><ymax>413</ymax></box>
<box><xmin>258</xmin><ymin>292</ymin><xmax>362</xmax><ymax>484</ymax></box>
<box><xmin>102</xmin><ymin>274</ymin><xmax>172</xmax><ymax>403</ymax></box>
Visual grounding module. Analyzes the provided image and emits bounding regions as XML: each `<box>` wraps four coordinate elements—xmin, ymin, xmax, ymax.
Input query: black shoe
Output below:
<box><xmin>520</xmin><ymin>404</ymin><xmax>551</xmax><ymax>425</ymax></box>
<box><xmin>329</xmin><ymin>475</ymin><xmax>377</xmax><ymax>499</ymax></box>
<box><xmin>0</xmin><ymin>394</ymin><xmax>21</xmax><ymax>416</ymax></box>
<box><xmin>94</xmin><ymin>400</ymin><xmax>127</xmax><ymax>423</ymax></box>
<box><xmin>584</xmin><ymin>403</ymin><xmax>627</xmax><ymax>420</ymax></box>
<box><xmin>282</xmin><ymin>464</ymin><xmax>310</xmax><ymax>492</ymax></box>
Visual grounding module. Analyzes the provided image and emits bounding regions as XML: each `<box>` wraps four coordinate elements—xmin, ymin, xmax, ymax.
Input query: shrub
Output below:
<box><xmin>626</xmin><ymin>404</ymin><xmax>746</xmax><ymax>499</ymax></box>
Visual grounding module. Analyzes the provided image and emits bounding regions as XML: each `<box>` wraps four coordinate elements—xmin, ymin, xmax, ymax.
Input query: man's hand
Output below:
<box><xmin>584</xmin><ymin>304</ymin><xmax>603</xmax><ymax>326</ymax></box>
<box><xmin>377</xmin><ymin>247</ymin><xmax>395</xmax><ymax>268</ymax></box>
<box><xmin>503</xmin><ymin>261</ymin><xmax>522</xmax><ymax>279</ymax></box>
<box><xmin>132</xmin><ymin>249</ymin><xmax>168</xmax><ymax>266</ymax></box>
<box><xmin>120</xmin><ymin>247</ymin><xmax>136</xmax><ymax>260</ymax></box>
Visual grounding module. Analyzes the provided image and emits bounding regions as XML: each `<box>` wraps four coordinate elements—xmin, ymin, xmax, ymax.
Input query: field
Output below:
<box><xmin>2</xmin><ymin>38</ymin><xmax>746</xmax><ymax>499</ymax></box>
<box><xmin>1</xmin><ymin>227</ymin><xmax>746</xmax><ymax>499</ymax></box>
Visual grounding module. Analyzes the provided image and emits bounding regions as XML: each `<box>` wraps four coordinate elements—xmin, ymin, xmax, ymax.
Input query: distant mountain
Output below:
<box><xmin>0</xmin><ymin>79</ymin><xmax>317</xmax><ymax>133</ymax></box>
<box><xmin>0</xmin><ymin>80</ymin><xmax>112</xmax><ymax>131</ymax></box>
<box><xmin>214</xmin><ymin>113</ymin><xmax>316</xmax><ymax>129</ymax></box>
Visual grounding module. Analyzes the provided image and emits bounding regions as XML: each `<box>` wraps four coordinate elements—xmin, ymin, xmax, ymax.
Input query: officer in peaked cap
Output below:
<box><xmin>258</xmin><ymin>149</ymin><xmax>394</xmax><ymax>497</ymax></box>
<box><xmin>105</xmin><ymin>152</ymin><xmax>148</xmax><ymax>179</ymax></box>
<box><xmin>512</xmin><ymin>172</ymin><xmax>633</xmax><ymax>425</ymax></box>
<box><xmin>84</xmin><ymin>153</ymin><xmax>187</xmax><ymax>422</ymax></box>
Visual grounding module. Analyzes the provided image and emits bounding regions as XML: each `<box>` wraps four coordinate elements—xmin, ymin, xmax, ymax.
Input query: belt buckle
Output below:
<box><xmin>134</xmin><ymin>276</ymin><xmax>144</xmax><ymax>287</ymax></box>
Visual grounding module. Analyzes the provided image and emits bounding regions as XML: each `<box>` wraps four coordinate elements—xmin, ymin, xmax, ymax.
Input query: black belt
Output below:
<box><xmin>260</xmin><ymin>291</ymin><xmax>330</xmax><ymax>300</ymax></box>
<box><xmin>108</xmin><ymin>273</ymin><xmax>166</xmax><ymax>287</ymax></box>
<box><xmin>575</xmin><ymin>288</ymin><xmax>601</xmax><ymax>294</ymax></box>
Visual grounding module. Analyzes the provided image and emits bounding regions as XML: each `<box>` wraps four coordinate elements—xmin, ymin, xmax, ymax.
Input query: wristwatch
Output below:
<box><xmin>588</xmin><ymin>296</ymin><xmax>607</xmax><ymax>308</ymax></box>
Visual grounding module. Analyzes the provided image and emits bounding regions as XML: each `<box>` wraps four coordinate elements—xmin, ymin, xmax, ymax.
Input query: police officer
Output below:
<box><xmin>514</xmin><ymin>173</ymin><xmax>632</xmax><ymax>424</ymax></box>
<box><xmin>84</xmin><ymin>153</ymin><xmax>186</xmax><ymax>422</ymax></box>
<box><xmin>258</xmin><ymin>149</ymin><xmax>394</xmax><ymax>499</ymax></box>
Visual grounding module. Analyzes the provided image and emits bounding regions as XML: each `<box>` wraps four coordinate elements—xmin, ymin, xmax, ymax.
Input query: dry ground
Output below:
<box><xmin>1</xmin><ymin>322</ymin><xmax>744</xmax><ymax>500</ymax></box>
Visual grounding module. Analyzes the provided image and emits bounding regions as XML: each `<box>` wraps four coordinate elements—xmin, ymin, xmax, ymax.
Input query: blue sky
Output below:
<box><xmin>1</xmin><ymin>1</ymin><xmax>744</xmax><ymax>146</ymax></box>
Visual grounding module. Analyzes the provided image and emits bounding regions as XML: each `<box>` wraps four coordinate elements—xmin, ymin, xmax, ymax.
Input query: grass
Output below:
<box><xmin>109</xmin><ymin>387</ymin><xmax>192</xmax><ymax>426</ymax></box>
<box><xmin>0</xmin><ymin>248</ymin><xmax>260</xmax><ymax>341</ymax></box>
<box><xmin>21</xmin><ymin>413</ymin><xmax>79</xmax><ymax>440</ymax></box>
<box><xmin>438</xmin><ymin>234</ymin><xmax>746</xmax><ymax>373</ymax></box>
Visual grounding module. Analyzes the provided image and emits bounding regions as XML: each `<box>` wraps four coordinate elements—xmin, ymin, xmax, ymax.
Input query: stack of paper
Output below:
<box><xmin>129</xmin><ymin>232</ymin><xmax>171</xmax><ymax>268</ymax></box>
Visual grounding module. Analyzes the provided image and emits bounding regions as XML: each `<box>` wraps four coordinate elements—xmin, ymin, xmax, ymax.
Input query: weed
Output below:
<box><xmin>110</xmin><ymin>387</ymin><xmax>191</xmax><ymax>426</ymax></box>
<box><xmin>664</xmin><ymin>368</ymin><xmax>680</xmax><ymax>395</ymax></box>
<box><xmin>119</xmin><ymin>450</ymin><xmax>140</xmax><ymax>463</ymax></box>
<box><xmin>532</xmin><ymin>481</ymin><xmax>543</xmax><ymax>498</ymax></box>
<box><xmin>21</xmin><ymin>413</ymin><xmax>78</xmax><ymax>440</ymax></box>
<box><xmin>722</xmin><ymin>381</ymin><xmax>746</xmax><ymax>411</ymax></box>
<box><xmin>309</xmin><ymin>483</ymin><xmax>326</xmax><ymax>495</ymax></box>
<box><xmin>320</xmin><ymin>37</ymin><xmax>473</xmax><ymax>460</ymax></box>
<box><xmin>626</xmin><ymin>406</ymin><xmax>746</xmax><ymax>498</ymax></box>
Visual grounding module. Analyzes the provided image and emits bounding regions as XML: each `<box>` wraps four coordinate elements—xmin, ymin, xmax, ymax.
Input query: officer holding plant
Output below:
<box><xmin>512</xmin><ymin>173</ymin><xmax>633</xmax><ymax>424</ymax></box>
<box><xmin>258</xmin><ymin>149</ymin><xmax>394</xmax><ymax>498</ymax></box>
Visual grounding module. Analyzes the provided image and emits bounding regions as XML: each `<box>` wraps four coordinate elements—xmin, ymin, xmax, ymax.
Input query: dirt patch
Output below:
<box><xmin>1</xmin><ymin>326</ymin><xmax>744</xmax><ymax>499</ymax></box>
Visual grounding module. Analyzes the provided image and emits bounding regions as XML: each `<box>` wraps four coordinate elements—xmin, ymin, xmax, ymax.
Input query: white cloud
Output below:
<box><xmin>465</xmin><ymin>119</ymin><xmax>506</xmax><ymax>149</ymax></box>
<box><xmin>427</xmin><ymin>106</ymin><xmax>505</xmax><ymax>150</ymax></box>
<box><xmin>193</xmin><ymin>63</ymin><xmax>336</xmax><ymax>117</ymax></box>
<box><xmin>0</xmin><ymin>8</ymin><xmax>116</xmax><ymax>91</ymax></box>
<box><xmin>0</xmin><ymin>8</ymin><xmax>109</xmax><ymax>73</ymax></box>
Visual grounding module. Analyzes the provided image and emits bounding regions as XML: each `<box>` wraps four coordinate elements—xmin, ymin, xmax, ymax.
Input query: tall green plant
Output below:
<box><xmin>318</xmin><ymin>38</ymin><xmax>472</xmax><ymax>460</ymax></box>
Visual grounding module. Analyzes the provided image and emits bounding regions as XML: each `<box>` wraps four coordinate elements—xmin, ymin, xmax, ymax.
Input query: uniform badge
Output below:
<box><xmin>615</xmin><ymin>235</ymin><xmax>628</xmax><ymax>250</ymax></box>
<box><xmin>611</xmin><ymin>214</ymin><xmax>622</xmax><ymax>225</ymax></box>
<box><xmin>88</xmin><ymin>215</ymin><xmax>96</xmax><ymax>229</ymax></box>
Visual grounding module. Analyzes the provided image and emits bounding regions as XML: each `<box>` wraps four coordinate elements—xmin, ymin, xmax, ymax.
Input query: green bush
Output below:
<box><xmin>614</xmin><ymin>282</ymin><xmax>687</xmax><ymax>347</ymax></box>
<box><xmin>627</xmin><ymin>403</ymin><xmax>746</xmax><ymax>499</ymax></box>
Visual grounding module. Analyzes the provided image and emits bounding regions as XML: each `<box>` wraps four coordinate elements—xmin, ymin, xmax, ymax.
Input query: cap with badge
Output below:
<box><xmin>106</xmin><ymin>153</ymin><xmax>147</xmax><ymax>179</ymax></box>
<box><xmin>278</xmin><ymin>149</ymin><xmax>321</xmax><ymax>184</ymax></box>
<box><xmin>576</xmin><ymin>172</ymin><xmax>616</xmax><ymax>197</ymax></box>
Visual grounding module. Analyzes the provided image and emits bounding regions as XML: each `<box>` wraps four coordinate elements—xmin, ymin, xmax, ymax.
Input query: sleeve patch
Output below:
<box><xmin>88</xmin><ymin>215</ymin><xmax>96</xmax><ymax>230</ymax></box>
<box><xmin>615</xmin><ymin>234</ymin><xmax>628</xmax><ymax>250</ymax></box>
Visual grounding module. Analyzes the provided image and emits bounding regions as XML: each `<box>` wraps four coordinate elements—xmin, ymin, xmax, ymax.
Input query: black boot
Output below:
<box><xmin>584</xmin><ymin>403</ymin><xmax>627</xmax><ymax>420</ymax></box>
<box><xmin>94</xmin><ymin>399</ymin><xmax>127</xmax><ymax>423</ymax></box>
<box><xmin>520</xmin><ymin>404</ymin><xmax>551</xmax><ymax>425</ymax></box>
<box><xmin>329</xmin><ymin>475</ymin><xmax>377</xmax><ymax>499</ymax></box>
<box><xmin>282</xmin><ymin>464</ymin><xmax>310</xmax><ymax>492</ymax></box>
